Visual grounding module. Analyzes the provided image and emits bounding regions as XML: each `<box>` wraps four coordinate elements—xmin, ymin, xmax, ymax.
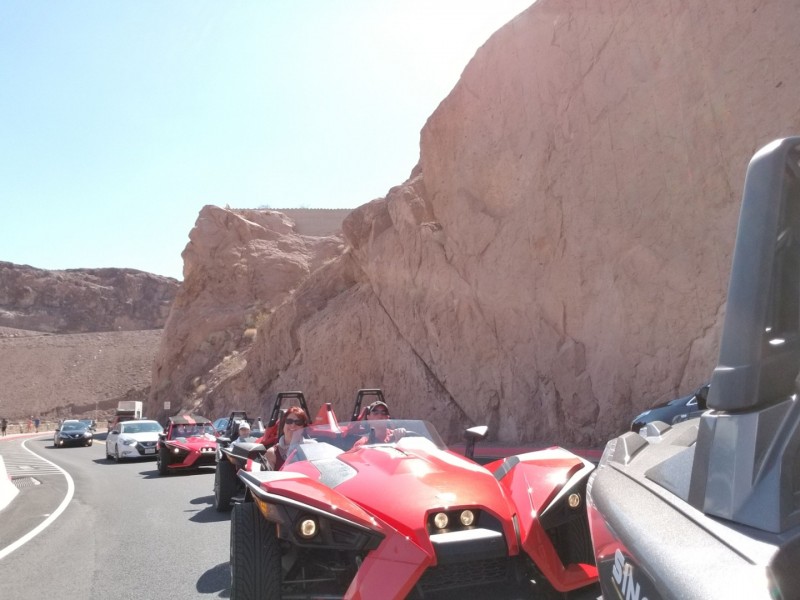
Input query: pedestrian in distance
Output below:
<box><xmin>1</xmin><ymin>417</ymin><xmax>7</xmax><ymax>437</ymax></box>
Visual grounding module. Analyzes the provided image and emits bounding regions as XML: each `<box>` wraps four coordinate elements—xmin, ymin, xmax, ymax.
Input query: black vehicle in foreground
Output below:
<box><xmin>629</xmin><ymin>383</ymin><xmax>709</xmax><ymax>432</ymax></box>
<box><xmin>587</xmin><ymin>138</ymin><xmax>800</xmax><ymax>599</ymax></box>
<box><xmin>53</xmin><ymin>419</ymin><xmax>94</xmax><ymax>447</ymax></box>
<box><xmin>213</xmin><ymin>392</ymin><xmax>311</xmax><ymax>511</ymax></box>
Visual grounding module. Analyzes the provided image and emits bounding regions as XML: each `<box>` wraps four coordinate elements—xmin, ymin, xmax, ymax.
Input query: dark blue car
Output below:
<box><xmin>630</xmin><ymin>383</ymin><xmax>709</xmax><ymax>432</ymax></box>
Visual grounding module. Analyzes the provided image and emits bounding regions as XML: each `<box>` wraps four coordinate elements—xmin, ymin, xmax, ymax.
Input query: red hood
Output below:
<box><xmin>284</xmin><ymin>443</ymin><xmax>518</xmax><ymax>553</ymax></box>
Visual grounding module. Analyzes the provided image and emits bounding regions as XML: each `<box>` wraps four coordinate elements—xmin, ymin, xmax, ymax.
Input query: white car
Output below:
<box><xmin>106</xmin><ymin>419</ymin><xmax>163</xmax><ymax>461</ymax></box>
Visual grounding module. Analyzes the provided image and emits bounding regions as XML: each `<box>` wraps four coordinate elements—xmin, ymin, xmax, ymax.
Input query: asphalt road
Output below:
<box><xmin>0</xmin><ymin>434</ymin><xmax>230</xmax><ymax>599</ymax></box>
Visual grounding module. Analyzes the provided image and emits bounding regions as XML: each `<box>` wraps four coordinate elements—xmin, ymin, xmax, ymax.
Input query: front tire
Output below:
<box><xmin>214</xmin><ymin>459</ymin><xmax>236</xmax><ymax>512</ymax></box>
<box><xmin>157</xmin><ymin>447</ymin><xmax>170</xmax><ymax>476</ymax></box>
<box><xmin>230</xmin><ymin>502</ymin><xmax>281</xmax><ymax>600</ymax></box>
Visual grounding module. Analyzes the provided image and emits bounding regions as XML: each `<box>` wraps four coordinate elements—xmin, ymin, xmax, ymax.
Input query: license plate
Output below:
<box><xmin>144</xmin><ymin>448</ymin><xmax>156</xmax><ymax>454</ymax></box>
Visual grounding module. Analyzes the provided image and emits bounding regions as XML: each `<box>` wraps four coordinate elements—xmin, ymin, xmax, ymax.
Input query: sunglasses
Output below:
<box><xmin>370</xmin><ymin>409</ymin><xmax>389</xmax><ymax>415</ymax></box>
<box><xmin>285</xmin><ymin>417</ymin><xmax>305</xmax><ymax>426</ymax></box>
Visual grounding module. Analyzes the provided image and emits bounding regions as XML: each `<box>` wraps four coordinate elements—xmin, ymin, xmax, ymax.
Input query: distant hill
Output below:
<box><xmin>0</xmin><ymin>328</ymin><xmax>162</xmax><ymax>424</ymax></box>
<box><xmin>0</xmin><ymin>262</ymin><xmax>178</xmax><ymax>423</ymax></box>
<box><xmin>0</xmin><ymin>261</ymin><xmax>178</xmax><ymax>333</ymax></box>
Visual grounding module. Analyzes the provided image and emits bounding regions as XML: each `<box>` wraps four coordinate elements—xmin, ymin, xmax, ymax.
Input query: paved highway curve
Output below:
<box><xmin>0</xmin><ymin>434</ymin><xmax>230</xmax><ymax>599</ymax></box>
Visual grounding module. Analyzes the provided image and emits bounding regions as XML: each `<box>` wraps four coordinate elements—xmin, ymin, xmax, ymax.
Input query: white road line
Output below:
<box><xmin>0</xmin><ymin>439</ymin><xmax>74</xmax><ymax>561</ymax></box>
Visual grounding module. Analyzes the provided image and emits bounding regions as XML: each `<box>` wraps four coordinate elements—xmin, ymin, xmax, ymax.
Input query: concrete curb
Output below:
<box><xmin>0</xmin><ymin>455</ymin><xmax>19</xmax><ymax>512</ymax></box>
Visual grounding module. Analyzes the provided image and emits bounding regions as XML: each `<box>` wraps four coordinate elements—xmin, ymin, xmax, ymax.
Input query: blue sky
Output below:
<box><xmin>0</xmin><ymin>1</ymin><xmax>531</xmax><ymax>280</ymax></box>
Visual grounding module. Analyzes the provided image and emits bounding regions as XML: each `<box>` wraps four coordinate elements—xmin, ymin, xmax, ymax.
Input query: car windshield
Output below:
<box><xmin>170</xmin><ymin>423</ymin><xmax>215</xmax><ymax>438</ymax></box>
<box><xmin>62</xmin><ymin>422</ymin><xmax>84</xmax><ymax>431</ymax></box>
<box><xmin>284</xmin><ymin>419</ymin><xmax>446</xmax><ymax>466</ymax></box>
<box><xmin>121</xmin><ymin>422</ymin><xmax>162</xmax><ymax>434</ymax></box>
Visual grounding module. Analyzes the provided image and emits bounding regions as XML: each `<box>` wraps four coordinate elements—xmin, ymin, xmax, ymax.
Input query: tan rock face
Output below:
<box><xmin>0</xmin><ymin>261</ymin><xmax>178</xmax><ymax>333</ymax></box>
<box><xmin>149</xmin><ymin>0</ymin><xmax>800</xmax><ymax>446</ymax></box>
<box><xmin>150</xmin><ymin>206</ymin><xmax>346</xmax><ymax>415</ymax></box>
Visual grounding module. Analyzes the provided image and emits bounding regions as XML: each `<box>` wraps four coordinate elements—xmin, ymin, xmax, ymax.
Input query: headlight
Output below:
<box><xmin>84</xmin><ymin>432</ymin><xmax>92</xmax><ymax>437</ymax></box>
<box><xmin>433</xmin><ymin>512</ymin><xmax>449</xmax><ymax>530</ymax></box>
<box><xmin>121</xmin><ymin>438</ymin><xmax>138</xmax><ymax>446</ymax></box>
<box><xmin>298</xmin><ymin>517</ymin><xmax>318</xmax><ymax>539</ymax></box>
<box><xmin>459</xmin><ymin>510</ymin><xmax>475</xmax><ymax>527</ymax></box>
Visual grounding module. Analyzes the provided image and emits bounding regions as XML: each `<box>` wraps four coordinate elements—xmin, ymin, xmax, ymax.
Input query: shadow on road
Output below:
<box><xmin>189</xmin><ymin>495</ymin><xmax>231</xmax><ymax>524</ymax></box>
<box><xmin>196</xmin><ymin>561</ymin><xmax>230</xmax><ymax>597</ymax></box>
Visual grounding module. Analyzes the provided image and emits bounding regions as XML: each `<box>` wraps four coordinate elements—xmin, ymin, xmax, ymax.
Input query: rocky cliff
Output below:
<box><xmin>0</xmin><ymin>261</ymin><xmax>179</xmax><ymax>333</ymax></box>
<box><xmin>148</xmin><ymin>0</ymin><xmax>800</xmax><ymax>446</ymax></box>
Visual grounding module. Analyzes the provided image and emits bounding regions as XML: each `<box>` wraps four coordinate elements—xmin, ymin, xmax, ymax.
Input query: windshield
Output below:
<box><xmin>170</xmin><ymin>423</ymin><xmax>215</xmax><ymax>438</ymax></box>
<box><xmin>285</xmin><ymin>419</ymin><xmax>446</xmax><ymax>466</ymax></box>
<box><xmin>62</xmin><ymin>422</ymin><xmax>85</xmax><ymax>431</ymax></box>
<box><xmin>121</xmin><ymin>422</ymin><xmax>163</xmax><ymax>434</ymax></box>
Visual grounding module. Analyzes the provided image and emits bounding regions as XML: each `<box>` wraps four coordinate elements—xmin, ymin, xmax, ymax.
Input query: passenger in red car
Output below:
<box><xmin>265</xmin><ymin>406</ymin><xmax>307</xmax><ymax>470</ymax></box>
<box><xmin>233</xmin><ymin>421</ymin><xmax>253</xmax><ymax>443</ymax></box>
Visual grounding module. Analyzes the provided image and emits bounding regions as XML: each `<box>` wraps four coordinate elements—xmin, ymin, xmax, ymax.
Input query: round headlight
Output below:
<box><xmin>298</xmin><ymin>518</ymin><xmax>318</xmax><ymax>539</ymax></box>
<box><xmin>173</xmin><ymin>447</ymin><xmax>181</xmax><ymax>454</ymax></box>
<box><xmin>568</xmin><ymin>493</ymin><xmax>581</xmax><ymax>509</ymax></box>
<box><xmin>433</xmin><ymin>512</ymin><xmax>449</xmax><ymax>530</ymax></box>
<box><xmin>459</xmin><ymin>510</ymin><xmax>475</xmax><ymax>527</ymax></box>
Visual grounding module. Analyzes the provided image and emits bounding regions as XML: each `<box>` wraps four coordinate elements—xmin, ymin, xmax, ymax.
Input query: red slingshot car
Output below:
<box><xmin>156</xmin><ymin>414</ymin><xmax>217</xmax><ymax>475</ymax></box>
<box><xmin>229</xmin><ymin>408</ymin><xmax>598</xmax><ymax>599</ymax></box>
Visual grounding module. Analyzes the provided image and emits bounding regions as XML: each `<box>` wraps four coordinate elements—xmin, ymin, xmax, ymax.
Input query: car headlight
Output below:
<box><xmin>298</xmin><ymin>517</ymin><xmax>318</xmax><ymax>539</ymax></box>
<box><xmin>121</xmin><ymin>438</ymin><xmax>138</xmax><ymax>446</ymax></box>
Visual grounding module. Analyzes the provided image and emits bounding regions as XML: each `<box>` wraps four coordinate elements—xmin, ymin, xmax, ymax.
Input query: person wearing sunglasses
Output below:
<box><xmin>265</xmin><ymin>406</ymin><xmax>308</xmax><ymax>470</ymax></box>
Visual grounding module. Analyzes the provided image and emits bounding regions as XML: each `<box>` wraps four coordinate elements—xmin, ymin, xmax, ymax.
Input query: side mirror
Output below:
<box><xmin>464</xmin><ymin>425</ymin><xmax>489</xmax><ymax>461</ymax></box>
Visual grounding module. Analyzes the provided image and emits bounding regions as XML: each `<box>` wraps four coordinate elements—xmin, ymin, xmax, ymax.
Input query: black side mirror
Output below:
<box><xmin>464</xmin><ymin>425</ymin><xmax>489</xmax><ymax>461</ymax></box>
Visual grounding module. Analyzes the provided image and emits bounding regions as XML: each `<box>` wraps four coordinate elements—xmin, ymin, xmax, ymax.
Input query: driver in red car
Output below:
<box><xmin>353</xmin><ymin>400</ymin><xmax>407</xmax><ymax>447</ymax></box>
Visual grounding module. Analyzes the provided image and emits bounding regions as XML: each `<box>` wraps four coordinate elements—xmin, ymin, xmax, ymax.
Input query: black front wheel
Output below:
<box><xmin>214</xmin><ymin>459</ymin><xmax>236</xmax><ymax>512</ymax></box>
<box><xmin>230</xmin><ymin>502</ymin><xmax>281</xmax><ymax>600</ymax></box>
<box><xmin>157</xmin><ymin>447</ymin><xmax>170</xmax><ymax>476</ymax></box>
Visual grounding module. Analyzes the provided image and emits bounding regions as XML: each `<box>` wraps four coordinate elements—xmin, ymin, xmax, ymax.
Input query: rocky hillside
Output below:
<box><xmin>0</xmin><ymin>326</ymin><xmax>162</xmax><ymax>424</ymax></box>
<box><xmin>0</xmin><ymin>261</ymin><xmax>178</xmax><ymax>332</ymax></box>
<box><xmin>0</xmin><ymin>264</ymin><xmax>178</xmax><ymax>421</ymax></box>
<box><xmin>148</xmin><ymin>0</ymin><xmax>800</xmax><ymax>446</ymax></box>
